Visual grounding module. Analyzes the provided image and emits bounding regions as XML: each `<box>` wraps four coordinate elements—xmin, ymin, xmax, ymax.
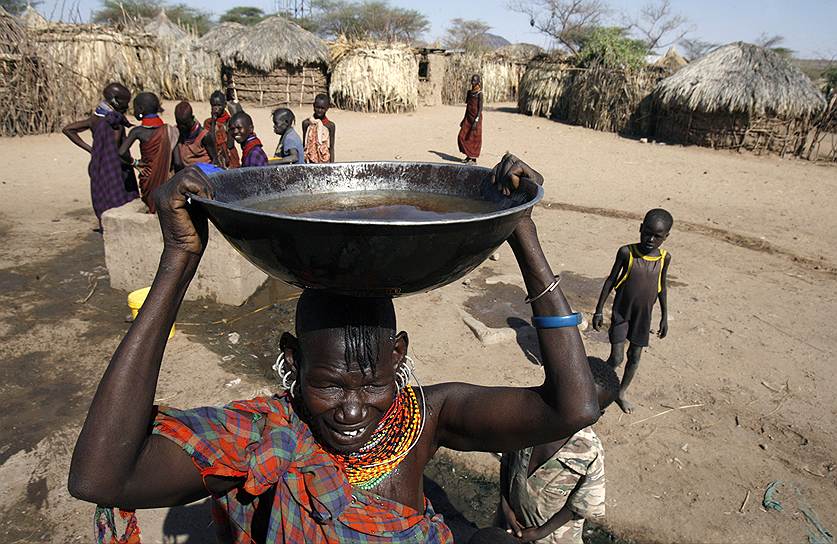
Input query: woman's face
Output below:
<box><xmin>294</xmin><ymin>329</ymin><xmax>402</xmax><ymax>454</ymax></box>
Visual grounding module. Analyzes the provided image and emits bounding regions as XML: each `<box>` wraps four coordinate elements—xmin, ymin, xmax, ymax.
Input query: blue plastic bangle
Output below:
<box><xmin>532</xmin><ymin>313</ymin><xmax>582</xmax><ymax>329</ymax></box>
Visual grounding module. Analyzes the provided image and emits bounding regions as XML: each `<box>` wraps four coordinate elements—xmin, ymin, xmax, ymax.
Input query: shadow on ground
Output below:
<box><xmin>428</xmin><ymin>150</ymin><xmax>464</xmax><ymax>162</ymax></box>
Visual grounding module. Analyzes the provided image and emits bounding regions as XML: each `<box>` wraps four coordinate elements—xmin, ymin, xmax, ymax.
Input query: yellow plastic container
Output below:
<box><xmin>128</xmin><ymin>287</ymin><xmax>175</xmax><ymax>339</ymax></box>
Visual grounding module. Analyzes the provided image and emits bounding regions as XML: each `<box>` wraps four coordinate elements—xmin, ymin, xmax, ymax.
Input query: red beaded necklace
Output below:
<box><xmin>331</xmin><ymin>385</ymin><xmax>423</xmax><ymax>489</ymax></box>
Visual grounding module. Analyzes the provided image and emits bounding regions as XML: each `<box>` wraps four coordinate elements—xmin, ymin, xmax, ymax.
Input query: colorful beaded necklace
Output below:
<box><xmin>332</xmin><ymin>384</ymin><xmax>424</xmax><ymax>490</ymax></box>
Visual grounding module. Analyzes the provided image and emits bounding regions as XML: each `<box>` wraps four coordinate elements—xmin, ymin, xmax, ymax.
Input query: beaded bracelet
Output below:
<box><xmin>532</xmin><ymin>313</ymin><xmax>583</xmax><ymax>329</ymax></box>
<box><xmin>524</xmin><ymin>274</ymin><xmax>561</xmax><ymax>304</ymax></box>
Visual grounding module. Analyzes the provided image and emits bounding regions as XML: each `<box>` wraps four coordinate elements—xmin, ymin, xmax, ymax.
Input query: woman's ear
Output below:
<box><xmin>280</xmin><ymin>331</ymin><xmax>300</xmax><ymax>376</ymax></box>
<box><xmin>392</xmin><ymin>331</ymin><xmax>409</xmax><ymax>364</ymax></box>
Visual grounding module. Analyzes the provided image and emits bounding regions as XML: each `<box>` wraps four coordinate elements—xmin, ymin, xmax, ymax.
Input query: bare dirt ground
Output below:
<box><xmin>1</xmin><ymin>102</ymin><xmax>835</xmax><ymax>544</ymax></box>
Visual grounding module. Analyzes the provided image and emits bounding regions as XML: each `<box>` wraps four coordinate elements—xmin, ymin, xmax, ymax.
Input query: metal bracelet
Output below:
<box><xmin>524</xmin><ymin>274</ymin><xmax>561</xmax><ymax>304</ymax></box>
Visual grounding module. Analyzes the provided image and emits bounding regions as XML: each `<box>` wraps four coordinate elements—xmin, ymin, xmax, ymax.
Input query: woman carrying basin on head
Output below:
<box><xmin>68</xmin><ymin>154</ymin><xmax>600</xmax><ymax>542</ymax></box>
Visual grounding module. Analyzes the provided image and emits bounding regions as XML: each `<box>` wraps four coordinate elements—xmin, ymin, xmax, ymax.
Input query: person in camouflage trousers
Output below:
<box><xmin>498</xmin><ymin>357</ymin><xmax>620</xmax><ymax>544</ymax></box>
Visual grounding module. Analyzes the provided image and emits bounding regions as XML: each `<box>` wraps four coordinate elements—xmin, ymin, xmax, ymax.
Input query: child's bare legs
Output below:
<box><xmin>616</xmin><ymin>343</ymin><xmax>643</xmax><ymax>414</ymax></box>
<box><xmin>606</xmin><ymin>341</ymin><xmax>625</xmax><ymax>367</ymax></box>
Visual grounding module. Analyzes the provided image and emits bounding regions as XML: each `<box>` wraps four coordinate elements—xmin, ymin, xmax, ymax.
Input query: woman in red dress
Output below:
<box><xmin>457</xmin><ymin>74</ymin><xmax>483</xmax><ymax>163</ymax></box>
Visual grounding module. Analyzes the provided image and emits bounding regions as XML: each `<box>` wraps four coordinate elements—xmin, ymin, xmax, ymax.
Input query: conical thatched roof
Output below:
<box><xmin>20</xmin><ymin>5</ymin><xmax>48</xmax><ymax>29</ymax></box>
<box><xmin>654</xmin><ymin>42</ymin><xmax>825</xmax><ymax>117</ymax></box>
<box><xmin>143</xmin><ymin>10</ymin><xmax>219</xmax><ymax>101</ymax></box>
<box><xmin>144</xmin><ymin>10</ymin><xmax>191</xmax><ymax>42</ymax></box>
<box><xmin>216</xmin><ymin>16</ymin><xmax>328</xmax><ymax>71</ymax></box>
<box><xmin>0</xmin><ymin>6</ymin><xmax>26</xmax><ymax>54</ymax></box>
<box><xmin>199</xmin><ymin>22</ymin><xmax>243</xmax><ymax>53</ymax></box>
<box><xmin>653</xmin><ymin>46</ymin><xmax>687</xmax><ymax>72</ymax></box>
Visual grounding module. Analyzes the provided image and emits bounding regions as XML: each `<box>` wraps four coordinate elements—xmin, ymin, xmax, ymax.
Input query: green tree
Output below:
<box><xmin>1</xmin><ymin>0</ymin><xmax>41</xmax><ymax>16</ymax></box>
<box><xmin>508</xmin><ymin>0</ymin><xmax>608</xmax><ymax>54</ymax></box>
<box><xmin>823</xmin><ymin>66</ymin><xmax>837</xmax><ymax>97</ymax></box>
<box><xmin>443</xmin><ymin>18</ymin><xmax>492</xmax><ymax>53</ymax></box>
<box><xmin>220</xmin><ymin>6</ymin><xmax>266</xmax><ymax>26</ymax></box>
<box><xmin>576</xmin><ymin>26</ymin><xmax>648</xmax><ymax>68</ymax></box>
<box><xmin>308</xmin><ymin>0</ymin><xmax>429</xmax><ymax>42</ymax></box>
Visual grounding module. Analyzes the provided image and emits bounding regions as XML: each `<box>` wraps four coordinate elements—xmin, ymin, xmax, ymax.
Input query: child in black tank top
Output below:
<box><xmin>592</xmin><ymin>209</ymin><xmax>673</xmax><ymax>414</ymax></box>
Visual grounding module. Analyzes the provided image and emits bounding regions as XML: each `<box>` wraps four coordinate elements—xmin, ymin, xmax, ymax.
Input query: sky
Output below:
<box><xmin>43</xmin><ymin>0</ymin><xmax>837</xmax><ymax>59</ymax></box>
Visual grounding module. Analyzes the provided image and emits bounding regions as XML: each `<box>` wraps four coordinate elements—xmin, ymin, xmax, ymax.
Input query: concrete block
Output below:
<box><xmin>102</xmin><ymin>199</ymin><xmax>267</xmax><ymax>306</ymax></box>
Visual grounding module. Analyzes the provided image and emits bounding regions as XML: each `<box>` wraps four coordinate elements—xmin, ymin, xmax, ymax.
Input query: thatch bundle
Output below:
<box><xmin>329</xmin><ymin>39</ymin><xmax>418</xmax><ymax>113</ymax></box>
<box><xmin>1</xmin><ymin>7</ymin><xmax>57</xmax><ymax>136</ymax></box>
<box><xmin>653</xmin><ymin>42</ymin><xmax>827</xmax><ymax>155</ymax></box>
<box><xmin>216</xmin><ymin>16</ymin><xmax>329</xmax><ymax>106</ymax></box>
<box><xmin>653</xmin><ymin>47</ymin><xmax>687</xmax><ymax>72</ymax></box>
<box><xmin>1</xmin><ymin>6</ymin><xmax>26</xmax><ymax>52</ymax></box>
<box><xmin>443</xmin><ymin>44</ymin><xmax>541</xmax><ymax>105</ymax></box>
<box><xmin>144</xmin><ymin>11</ymin><xmax>219</xmax><ymax>101</ymax></box>
<box><xmin>518</xmin><ymin>53</ymin><xmax>668</xmax><ymax>135</ymax></box>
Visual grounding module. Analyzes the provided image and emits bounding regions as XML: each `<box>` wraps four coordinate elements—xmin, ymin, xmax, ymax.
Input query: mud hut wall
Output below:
<box><xmin>232</xmin><ymin>63</ymin><xmax>328</xmax><ymax>106</ymax></box>
<box><xmin>654</xmin><ymin>107</ymin><xmax>816</xmax><ymax>156</ymax></box>
<box><xmin>417</xmin><ymin>52</ymin><xmax>446</xmax><ymax>106</ymax></box>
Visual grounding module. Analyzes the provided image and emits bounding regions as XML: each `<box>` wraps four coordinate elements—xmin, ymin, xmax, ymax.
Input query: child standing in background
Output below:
<box><xmin>592</xmin><ymin>209</ymin><xmax>673</xmax><ymax>414</ymax></box>
<box><xmin>271</xmin><ymin>108</ymin><xmax>304</xmax><ymax>165</ymax></box>
<box><xmin>302</xmin><ymin>93</ymin><xmax>336</xmax><ymax>163</ymax></box>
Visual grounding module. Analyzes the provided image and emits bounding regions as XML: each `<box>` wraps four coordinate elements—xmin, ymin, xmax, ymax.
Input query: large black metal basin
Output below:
<box><xmin>191</xmin><ymin>162</ymin><xmax>543</xmax><ymax>297</ymax></box>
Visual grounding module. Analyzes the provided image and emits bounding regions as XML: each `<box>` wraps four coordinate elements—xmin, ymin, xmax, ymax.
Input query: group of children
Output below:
<box><xmin>64</xmin><ymin>84</ymin><xmax>337</xmax><ymax>227</ymax></box>
<box><xmin>490</xmin><ymin>208</ymin><xmax>673</xmax><ymax>543</ymax></box>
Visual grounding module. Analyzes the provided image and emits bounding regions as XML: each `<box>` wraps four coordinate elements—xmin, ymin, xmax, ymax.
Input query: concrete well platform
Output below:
<box><xmin>102</xmin><ymin>199</ymin><xmax>268</xmax><ymax>306</ymax></box>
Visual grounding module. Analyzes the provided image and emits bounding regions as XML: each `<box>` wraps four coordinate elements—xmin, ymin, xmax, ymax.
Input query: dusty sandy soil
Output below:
<box><xmin>1</xmin><ymin>101</ymin><xmax>836</xmax><ymax>544</ymax></box>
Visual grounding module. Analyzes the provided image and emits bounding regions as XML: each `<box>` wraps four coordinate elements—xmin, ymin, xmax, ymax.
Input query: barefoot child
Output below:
<box><xmin>203</xmin><ymin>90</ymin><xmax>240</xmax><ymax>169</ymax></box>
<box><xmin>457</xmin><ymin>74</ymin><xmax>483</xmax><ymax>163</ymax></box>
<box><xmin>118</xmin><ymin>92</ymin><xmax>178</xmax><ymax>213</ymax></box>
<box><xmin>496</xmin><ymin>357</ymin><xmax>619</xmax><ymax>544</ymax></box>
<box><xmin>270</xmin><ymin>108</ymin><xmax>304</xmax><ymax>165</ymax></box>
<box><xmin>229</xmin><ymin>111</ymin><xmax>268</xmax><ymax>167</ymax></box>
<box><xmin>62</xmin><ymin>82</ymin><xmax>138</xmax><ymax>230</ymax></box>
<box><xmin>592</xmin><ymin>209</ymin><xmax>673</xmax><ymax>414</ymax></box>
<box><xmin>302</xmin><ymin>93</ymin><xmax>336</xmax><ymax>163</ymax></box>
<box><xmin>173</xmin><ymin>101</ymin><xmax>216</xmax><ymax>171</ymax></box>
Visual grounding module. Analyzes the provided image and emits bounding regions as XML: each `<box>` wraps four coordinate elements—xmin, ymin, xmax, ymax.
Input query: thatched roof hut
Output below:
<box><xmin>24</xmin><ymin>21</ymin><xmax>164</xmax><ymax>127</ymax></box>
<box><xmin>1</xmin><ymin>5</ymin><xmax>26</xmax><ymax>53</ymax></box>
<box><xmin>20</xmin><ymin>5</ymin><xmax>48</xmax><ymax>30</ymax></box>
<box><xmin>653</xmin><ymin>47</ymin><xmax>687</xmax><ymax>72</ymax></box>
<box><xmin>215</xmin><ymin>16</ymin><xmax>329</xmax><ymax>106</ymax></box>
<box><xmin>653</xmin><ymin>42</ymin><xmax>827</xmax><ymax>155</ymax></box>
<box><xmin>442</xmin><ymin>43</ymin><xmax>542</xmax><ymax>105</ymax></box>
<box><xmin>144</xmin><ymin>11</ymin><xmax>219</xmax><ymax>100</ymax></box>
<box><xmin>518</xmin><ymin>53</ymin><xmax>667</xmax><ymax>135</ymax></box>
<box><xmin>329</xmin><ymin>39</ymin><xmax>418</xmax><ymax>113</ymax></box>
<box><xmin>198</xmin><ymin>22</ymin><xmax>244</xmax><ymax>53</ymax></box>
<box><xmin>517</xmin><ymin>53</ymin><xmax>574</xmax><ymax>117</ymax></box>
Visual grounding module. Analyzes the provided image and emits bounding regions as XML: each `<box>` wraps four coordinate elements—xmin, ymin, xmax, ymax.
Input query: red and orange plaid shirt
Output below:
<box><xmin>152</xmin><ymin>394</ymin><xmax>452</xmax><ymax>543</ymax></box>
